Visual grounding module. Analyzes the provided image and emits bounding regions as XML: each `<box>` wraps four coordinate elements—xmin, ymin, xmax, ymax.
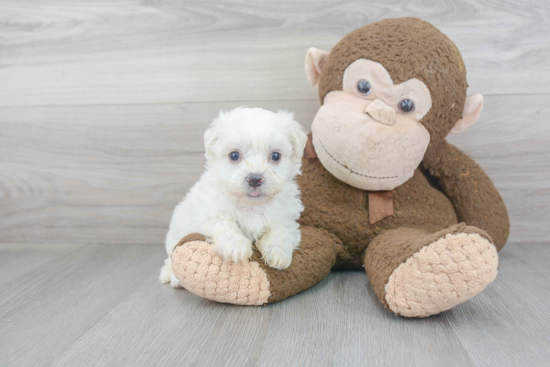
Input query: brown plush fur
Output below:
<box><xmin>174</xmin><ymin>233</ymin><xmax>207</xmax><ymax>251</ymax></box>
<box><xmin>253</xmin><ymin>226</ymin><xmax>344</xmax><ymax>303</ymax></box>
<box><xmin>298</xmin><ymin>159</ymin><xmax>461</xmax><ymax>266</ymax></box>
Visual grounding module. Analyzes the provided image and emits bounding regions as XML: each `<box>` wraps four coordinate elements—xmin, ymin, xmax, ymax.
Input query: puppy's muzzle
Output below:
<box><xmin>247</xmin><ymin>174</ymin><xmax>263</xmax><ymax>188</ymax></box>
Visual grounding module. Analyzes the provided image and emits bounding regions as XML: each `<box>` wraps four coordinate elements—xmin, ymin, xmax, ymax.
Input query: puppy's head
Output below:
<box><xmin>204</xmin><ymin>107</ymin><xmax>307</xmax><ymax>206</ymax></box>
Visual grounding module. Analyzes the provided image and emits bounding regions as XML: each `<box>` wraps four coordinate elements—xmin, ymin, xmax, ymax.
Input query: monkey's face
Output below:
<box><xmin>311</xmin><ymin>59</ymin><xmax>432</xmax><ymax>191</ymax></box>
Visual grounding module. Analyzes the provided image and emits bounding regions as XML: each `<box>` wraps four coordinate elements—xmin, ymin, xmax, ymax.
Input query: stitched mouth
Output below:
<box><xmin>318</xmin><ymin>139</ymin><xmax>398</xmax><ymax>179</ymax></box>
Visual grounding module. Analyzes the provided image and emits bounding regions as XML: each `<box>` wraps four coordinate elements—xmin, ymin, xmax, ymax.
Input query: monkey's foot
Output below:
<box><xmin>384</xmin><ymin>232</ymin><xmax>498</xmax><ymax>318</ymax></box>
<box><xmin>171</xmin><ymin>239</ymin><xmax>271</xmax><ymax>306</ymax></box>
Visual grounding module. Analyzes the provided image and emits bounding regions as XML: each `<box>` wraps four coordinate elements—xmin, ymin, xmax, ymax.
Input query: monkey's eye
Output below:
<box><xmin>357</xmin><ymin>79</ymin><xmax>371</xmax><ymax>95</ymax></box>
<box><xmin>271</xmin><ymin>152</ymin><xmax>281</xmax><ymax>162</ymax></box>
<box><xmin>398</xmin><ymin>99</ymin><xmax>415</xmax><ymax>113</ymax></box>
<box><xmin>229</xmin><ymin>151</ymin><xmax>240</xmax><ymax>161</ymax></box>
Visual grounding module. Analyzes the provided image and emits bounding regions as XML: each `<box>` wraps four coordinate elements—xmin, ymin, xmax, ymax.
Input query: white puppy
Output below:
<box><xmin>160</xmin><ymin>107</ymin><xmax>308</xmax><ymax>288</ymax></box>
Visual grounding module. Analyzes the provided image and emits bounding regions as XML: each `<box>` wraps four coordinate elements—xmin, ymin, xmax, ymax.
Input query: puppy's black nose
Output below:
<box><xmin>247</xmin><ymin>174</ymin><xmax>263</xmax><ymax>188</ymax></box>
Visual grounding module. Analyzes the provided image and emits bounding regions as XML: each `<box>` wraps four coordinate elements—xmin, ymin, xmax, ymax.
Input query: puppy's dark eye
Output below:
<box><xmin>398</xmin><ymin>99</ymin><xmax>415</xmax><ymax>113</ymax></box>
<box><xmin>271</xmin><ymin>152</ymin><xmax>281</xmax><ymax>162</ymax></box>
<box><xmin>229</xmin><ymin>151</ymin><xmax>240</xmax><ymax>161</ymax></box>
<box><xmin>357</xmin><ymin>79</ymin><xmax>371</xmax><ymax>95</ymax></box>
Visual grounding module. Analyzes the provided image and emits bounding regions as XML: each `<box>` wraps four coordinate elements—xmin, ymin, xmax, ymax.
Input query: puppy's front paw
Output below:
<box><xmin>258</xmin><ymin>242</ymin><xmax>293</xmax><ymax>270</ymax></box>
<box><xmin>214</xmin><ymin>235</ymin><xmax>253</xmax><ymax>263</ymax></box>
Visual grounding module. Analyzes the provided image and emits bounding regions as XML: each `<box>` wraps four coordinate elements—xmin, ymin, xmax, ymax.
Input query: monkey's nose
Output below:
<box><xmin>365</xmin><ymin>99</ymin><xmax>396</xmax><ymax>125</ymax></box>
<box><xmin>247</xmin><ymin>174</ymin><xmax>263</xmax><ymax>188</ymax></box>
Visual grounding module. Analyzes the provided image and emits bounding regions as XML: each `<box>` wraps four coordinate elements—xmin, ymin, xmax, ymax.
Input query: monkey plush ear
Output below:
<box><xmin>305</xmin><ymin>48</ymin><xmax>330</xmax><ymax>88</ymax></box>
<box><xmin>451</xmin><ymin>94</ymin><xmax>484</xmax><ymax>134</ymax></box>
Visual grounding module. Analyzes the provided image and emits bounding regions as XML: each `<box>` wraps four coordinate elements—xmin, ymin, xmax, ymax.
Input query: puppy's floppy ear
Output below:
<box><xmin>204</xmin><ymin>117</ymin><xmax>221</xmax><ymax>159</ymax></box>
<box><xmin>279</xmin><ymin>111</ymin><xmax>307</xmax><ymax>162</ymax></box>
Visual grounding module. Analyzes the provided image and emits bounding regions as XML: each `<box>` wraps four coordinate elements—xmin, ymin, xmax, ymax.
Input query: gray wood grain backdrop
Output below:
<box><xmin>1</xmin><ymin>0</ymin><xmax>549</xmax><ymax>244</ymax></box>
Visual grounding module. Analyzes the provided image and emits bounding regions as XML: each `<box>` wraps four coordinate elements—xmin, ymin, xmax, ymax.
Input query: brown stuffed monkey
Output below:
<box><xmin>171</xmin><ymin>17</ymin><xmax>510</xmax><ymax>317</ymax></box>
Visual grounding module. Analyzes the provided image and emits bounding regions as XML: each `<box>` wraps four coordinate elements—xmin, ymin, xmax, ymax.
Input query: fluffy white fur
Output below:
<box><xmin>160</xmin><ymin>107</ymin><xmax>308</xmax><ymax>287</ymax></box>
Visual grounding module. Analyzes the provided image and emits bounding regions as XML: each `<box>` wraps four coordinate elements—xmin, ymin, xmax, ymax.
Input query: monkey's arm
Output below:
<box><xmin>422</xmin><ymin>140</ymin><xmax>510</xmax><ymax>251</ymax></box>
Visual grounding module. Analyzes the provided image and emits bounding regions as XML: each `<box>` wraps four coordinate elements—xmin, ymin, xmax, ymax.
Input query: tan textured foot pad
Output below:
<box><xmin>385</xmin><ymin>233</ymin><xmax>498</xmax><ymax>318</ymax></box>
<box><xmin>171</xmin><ymin>241</ymin><xmax>271</xmax><ymax>306</ymax></box>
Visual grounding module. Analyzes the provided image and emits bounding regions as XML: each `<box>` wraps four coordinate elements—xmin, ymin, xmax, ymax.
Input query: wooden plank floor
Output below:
<box><xmin>0</xmin><ymin>243</ymin><xmax>548</xmax><ymax>366</ymax></box>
